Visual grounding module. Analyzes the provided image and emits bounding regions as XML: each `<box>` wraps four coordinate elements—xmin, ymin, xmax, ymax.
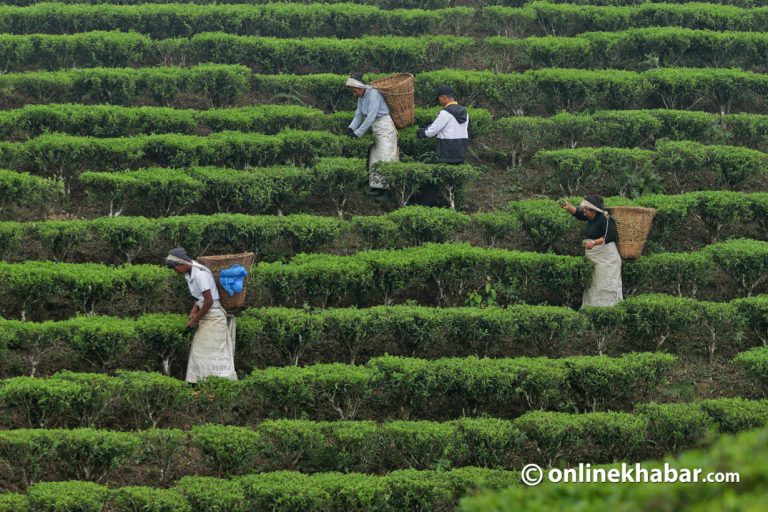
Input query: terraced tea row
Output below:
<box><xmin>0</xmin><ymin>353</ymin><xmax>675</xmax><ymax>427</ymax></box>
<box><xmin>3</xmin><ymin>191</ymin><xmax>767</xmax><ymax>260</ymax></box>
<box><xmin>0</xmin><ymin>3</ymin><xmax>474</xmax><ymax>38</ymax></box>
<box><xmin>1</xmin><ymin>65</ymin><xmax>767</xmax><ymax>115</ymax></box>
<box><xmin>534</xmin><ymin>141</ymin><xmax>768</xmax><ymax>195</ymax></box>
<box><xmin>9</xmin><ymin>104</ymin><xmax>768</xmax><ymax>162</ymax></box>
<box><xmin>2</xmin><ymin>399</ymin><xmax>766</xmax><ymax>488</ymax></box>
<box><xmin>1</xmin><ymin>137</ymin><xmax>766</xmax><ymax>207</ymax></box>
<box><xmin>5</xmin><ymin>29</ymin><xmax>768</xmax><ymax>73</ymax></box>
<box><xmin>0</xmin><ymin>131</ymin><xmax>368</xmax><ymax>193</ymax></box>
<box><xmin>2</xmin><ymin>3</ymin><xmax>768</xmax><ymax>38</ymax></box>
<box><xmin>4</xmin><ymin>104</ymin><xmax>768</xmax><ymax>154</ymax></box>
<box><xmin>2</xmin><ymin>295</ymin><xmax>765</xmax><ymax>376</ymax></box>
<box><xmin>4</xmin><ymin>0</ymin><xmax>768</xmax><ymax>7</ymax></box>
<box><xmin>0</xmin><ymin>0</ymin><xmax>462</xmax><ymax>6</ymax></box>
<box><xmin>2</xmin><ymin>240</ymin><xmax>766</xmax><ymax>318</ymax></box>
<box><xmin>80</xmin><ymin>161</ymin><xmax>479</xmax><ymax>215</ymax></box>
<box><xmin>0</xmin><ymin>469</ymin><xmax>518</xmax><ymax>512</ymax></box>
<box><xmin>0</xmin><ymin>104</ymin><xmax>494</xmax><ymax>140</ymax></box>
<box><xmin>461</xmin><ymin>425</ymin><xmax>766</xmax><ymax>511</ymax></box>
<box><xmin>496</xmin><ymin>109</ymin><xmax>768</xmax><ymax>162</ymax></box>
<box><xmin>253</xmin><ymin>240</ymin><xmax>768</xmax><ymax>307</ymax></box>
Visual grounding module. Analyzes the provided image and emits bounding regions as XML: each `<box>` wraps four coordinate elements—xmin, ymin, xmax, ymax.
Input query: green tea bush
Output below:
<box><xmin>0</xmin><ymin>353</ymin><xmax>676</xmax><ymax>428</ymax></box>
<box><xmin>1</xmin><ymin>398</ymin><xmax>766</xmax><ymax>488</ymax></box>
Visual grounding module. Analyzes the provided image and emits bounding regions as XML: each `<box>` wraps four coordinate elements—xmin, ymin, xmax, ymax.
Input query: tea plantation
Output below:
<box><xmin>0</xmin><ymin>0</ymin><xmax>766</xmax><ymax>510</ymax></box>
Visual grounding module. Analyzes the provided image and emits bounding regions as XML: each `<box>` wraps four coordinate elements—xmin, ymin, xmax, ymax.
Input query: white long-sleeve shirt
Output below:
<box><xmin>425</xmin><ymin>109</ymin><xmax>470</xmax><ymax>140</ymax></box>
<box><xmin>423</xmin><ymin>104</ymin><xmax>470</xmax><ymax>163</ymax></box>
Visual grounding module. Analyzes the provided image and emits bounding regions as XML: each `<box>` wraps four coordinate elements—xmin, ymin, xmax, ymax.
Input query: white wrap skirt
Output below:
<box><xmin>368</xmin><ymin>115</ymin><xmax>399</xmax><ymax>189</ymax></box>
<box><xmin>186</xmin><ymin>300</ymin><xmax>238</xmax><ymax>383</ymax></box>
<box><xmin>582</xmin><ymin>242</ymin><xmax>623</xmax><ymax>307</ymax></box>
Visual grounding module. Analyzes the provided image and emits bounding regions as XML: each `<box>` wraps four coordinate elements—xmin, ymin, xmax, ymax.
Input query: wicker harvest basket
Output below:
<box><xmin>197</xmin><ymin>252</ymin><xmax>255</xmax><ymax>311</ymax></box>
<box><xmin>606</xmin><ymin>207</ymin><xmax>656</xmax><ymax>259</ymax></box>
<box><xmin>371</xmin><ymin>73</ymin><xmax>415</xmax><ymax>129</ymax></box>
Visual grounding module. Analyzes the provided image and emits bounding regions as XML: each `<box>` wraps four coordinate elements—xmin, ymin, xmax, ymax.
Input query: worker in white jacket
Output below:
<box><xmin>417</xmin><ymin>85</ymin><xmax>470</xmax><ymax>164</ymax></box>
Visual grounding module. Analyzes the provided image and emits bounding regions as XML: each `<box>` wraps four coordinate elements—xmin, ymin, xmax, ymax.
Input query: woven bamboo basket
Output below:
<box><xmin>371</xmin><ymin>73</ymin><xmax>415</xmax><ymax>129</ymax></box>
<box><xmin>197</xmin><ymin>252</ymin><xmax>255</xmax><ymax>311</ymax></box>
<box><xmin>606</xmin><ymin>207</ymin><xmax>656</xmax><ymax>259</ymax></box>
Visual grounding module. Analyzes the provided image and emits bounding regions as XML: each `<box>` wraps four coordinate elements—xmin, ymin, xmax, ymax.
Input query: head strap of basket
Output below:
<box><xmin>606</xmin><ymin>207</ymin><xmax>656</xmax><ymax>260</ymax></box>
<box><xmin>196</xmin><ymin>252</ymin><xmax>255</xmax><ymax>311</ymax></box>
<box><xmin>371</xmin><ymin>73</ymin><xmax>415</xmax><ymax>129</ymax></box>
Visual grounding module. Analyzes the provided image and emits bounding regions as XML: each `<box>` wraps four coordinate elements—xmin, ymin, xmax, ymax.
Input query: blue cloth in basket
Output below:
<box><xmin>218</xmin><ymin>265</ymin><xmax>249</xmax><ymax>297</ymax></box>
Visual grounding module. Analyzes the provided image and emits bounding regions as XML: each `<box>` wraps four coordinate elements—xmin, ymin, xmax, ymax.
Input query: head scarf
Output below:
<box><xmin>166</xmin><ymin>247</ymin><xmax>190</xmax><ymax>268</ymax></box>
<box><xmin>580</xmin><ymin>195</ymin><xmax>606</xmax><ymax>215</ymax></box>
<box><xmin>345</xmin><ymin>76</ymin><xmax>369</xmax><ymax>89</ymax></box>
<box><xmin>165</xmin><ymin>247</ymin><xmax>212</xmax><ymax>274</ymax></box>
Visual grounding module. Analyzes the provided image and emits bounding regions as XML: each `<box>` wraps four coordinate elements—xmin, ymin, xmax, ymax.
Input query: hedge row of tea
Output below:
<box><xmin>253</xmin><ymin>240</ymin><xmax>768</xmax><ymax>308</ymax></box>
<box><xmin>0</xmin><ymin>33</ymin><xmax>477</xmax><ymax>74</ymax></box>
<box><xmin>461</xmin><ymin>424</ymin><xmax>767</xmax><ymax>512</ymax></box>
<box><xmin>8</xmin><ymin>104</ymin><xmax>768</xmax><ymax>181</ymax></box>
<box><xmin>2</xmin><ymin>294</ymin><xmax>765</xmax><ymax>376</ymax></box>
<box><xmin>81</xmin><ymin>160</ymin><xmax>480</xmax><ymax>216</ymax></box>
<box><xmin>2</xmin><ymin>398</ymin><xmax>766</xmax><ymax>489</ymax></box>
<box><xmin>1</xmin><ymin>240</ymin><xmax>766</xmax><ymax>319</ymax></box>
<box><xmin>0</xmin><ymin>3</ymin><xmax>475</xmax><ymax>38</ymax></box>
<box><xmin>8</xmin><ymin>105</ymin><xmax>768</xmax><ymax>179</ymax></box>
<box><xmin>494</xmin><ymin>109</ymin><xmax>768</xmax><ymax>159</ymax></box>
<box><xmin>3</xmin><ymin>191</ymin><xmax>767</xmax><ymax>261</ymax></box>
<box><xmin>1</xmin><ymin>137</ymin><xmax>767</xmax><ymax>215</ymax></box>
<box><xmin>0</xmin><ymin>135</ymin><xmax>765</xmax><ymax>200</ymax></box>
<box><xmin>533</xmin><ymin>141</ymin><xmax>768</xmax><ymax>196</ymax></box>
<box><xmin>12</xmin><ymin>104</ymin><xmax>768</xmax><ymax>156</ymax></box>
<box><xmin>3</xmin><ymin>0</ymin><xmax>767</xmax><ymax>8</ymax></box>
<box><xmin>0</xmin><ymin>353</ymin><xmax>676</xmax><ymax>427</ymax></box>
<box><xmin>5</xmin><ymin>29</ymin><xmax>768</xmax><ymax>73</ymax></box>
<box><xmin>1</xmin><ymin>65</ymin><xmax>767</xmax><ymax>115</ymax></box>
<box><xmin>0</xmin><ymin>468</ymin><xmax>519</xmax><ymax>512</ymax></box>
<box><xmin>4</xmin><ymin>3</ymin><xmax>768</xmax><ymax>38</ymax></box>
<box><xmin>0</xmin><ymin>0</ymin><xmax>469</xmax><ymax>6</ymax></box>
<box><xmin>0</xmin><ymin>103</ymin><xmax>494</xmax><ymax>140</ymax></box>
<box><xmin>0</xmin><ymin>131</ymin><xmax>371</xmax><ymax>192</ymax></box>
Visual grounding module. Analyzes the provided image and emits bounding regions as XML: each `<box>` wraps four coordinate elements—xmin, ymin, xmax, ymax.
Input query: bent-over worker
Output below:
<box><xmin>417</xmin><ymin>85</ymin><xmax>470</xmax><ymax>164</ymax></box>
<box><xmin>561</xmin><ymin>195</ymin><xmax>623</xmax><ymax>307</ymax></box>
<box><xmin>345</xmin><ymin>73</ymin><xmax>399</xmax><ymax>195</ymax></box>
<box><xmin>165</xmin><ymin>247</ymin><xmax>237</xmax><ymax>383</ymax></box>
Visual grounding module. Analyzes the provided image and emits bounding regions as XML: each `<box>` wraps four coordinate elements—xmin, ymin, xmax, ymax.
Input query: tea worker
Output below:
<box><xmin>345</xmin><ymin>72</ymin><xmax>399</xmax><ymax>196</ymax></box>
<box><xmin>165</xmin><ymin>247</ymin><xmax>237</xmax><ymax>383</ymax></box>
<box><xmin>417</xmin><ymin>85</ymin><xmax>470</xmax><ymax>164</ymax></box>
<box><xmin>560</xmin><ymin>195</ymin><xmax>623</xmax><ymax>307</ymax></box>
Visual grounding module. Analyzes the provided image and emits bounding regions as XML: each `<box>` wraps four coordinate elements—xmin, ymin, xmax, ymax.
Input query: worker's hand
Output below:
<box><xmin>585</xmin><ymin>240</ymin><xmax>595</xmax><ymax>250</ymax></box>
<box><xmin>344</xmin><ymin>127</ymin><xmax>357</xmax><ymax>138</ymax></box>
<box><xmin>416</xmin><ymin>128</ymin><xmax>427</xmax><ymax>138</ymax></box>
<box><xmin>559</xmin><ymin>199</ymin><xmax>572</xmax><ymax>209</ymax></box>
<box><xmin>187</xmin><ymin>318</ymin><xmax>199</xmax><ymax>329</ymax></box>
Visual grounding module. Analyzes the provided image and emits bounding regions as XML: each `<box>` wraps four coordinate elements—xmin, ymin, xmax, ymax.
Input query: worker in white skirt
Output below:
<box><xmin>560</xmin><ymin>195</ymin><xmax>623</xmax><ymax>307</ymax></box>
<box><xmin>345</xmin><ymin>73</ymin><xmax>399</xmax><ymax>197</ymax></box>
<box><xmin>165</xmin><ymin>247</ymin><xmax>237</xmax><ymax>383</ymax></box>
